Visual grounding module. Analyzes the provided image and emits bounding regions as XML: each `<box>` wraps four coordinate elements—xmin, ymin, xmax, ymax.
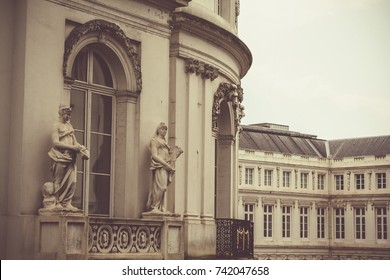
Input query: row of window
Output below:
<box><xmin>244</xmin><ymin>204</ymin><xmax>388</xmax><ymax>240</ymax></box>
<box><xmin>243</xmin><ymin>168</ymin><xmax>387</xmax><ymax>190</ymax></box>
<box><xmin>335</xmin><ymin>173</ymin><xmax>387</xmax><ymax>190</ymax></box>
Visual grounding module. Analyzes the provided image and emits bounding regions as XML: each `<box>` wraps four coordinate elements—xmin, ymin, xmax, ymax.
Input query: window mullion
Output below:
<box><xmin>84</xmin><ymin>89</ymin><xmax>92</xmax><ymax>216</ymax></box>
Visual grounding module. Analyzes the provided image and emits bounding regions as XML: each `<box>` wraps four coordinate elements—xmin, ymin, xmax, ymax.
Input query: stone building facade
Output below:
<box><xmin>0</xmin><ymin>0</ymin><xmax>251</xmax><ymax>259</ymax></box>
<box><xmin>238</xmin><ymin>124</ymin><xmax>390</xmax><ymax>259</ymax></box>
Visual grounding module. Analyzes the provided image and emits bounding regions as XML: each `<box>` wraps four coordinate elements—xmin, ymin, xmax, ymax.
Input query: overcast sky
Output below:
<box><xmin>238</xmin><ymin>0</ymin><xmax>390</xmax><ymax>140</ymax></box>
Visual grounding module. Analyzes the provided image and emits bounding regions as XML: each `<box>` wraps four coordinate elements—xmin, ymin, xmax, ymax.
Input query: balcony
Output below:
<box><xmin>216</xmin><ymin>218</ymin><xmax>254</xmax><ymax>259</ymax></box>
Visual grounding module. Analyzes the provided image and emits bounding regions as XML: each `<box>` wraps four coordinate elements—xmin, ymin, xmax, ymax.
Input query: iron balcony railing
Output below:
<box><xmin>216</xmin><ymin>218</ymin><xmax>254</xmax><ymax>259</ymax></box>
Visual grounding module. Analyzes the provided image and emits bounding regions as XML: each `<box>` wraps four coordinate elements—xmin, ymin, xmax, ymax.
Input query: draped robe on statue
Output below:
<box><xmin>48</xmin><ymin>122</ymin><xmax>78</xmax><ymax>207</ymax></box>
<box><xmin>146</xmin><ymin>137</ymin><xmax>171</xmax><ymax>212</ymax></box>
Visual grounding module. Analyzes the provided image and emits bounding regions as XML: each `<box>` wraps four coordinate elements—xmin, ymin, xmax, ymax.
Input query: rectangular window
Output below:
<box><xmin>71</xmin><ymin>89</ymin><xmax>113</xmax><ymax>216</ymax></box>
<box><xmin>317</xmin><ymin>174</ymin><xmax>325</xmax><ymax>190</ymax></box>
<box><xmin>317</xmin><ymin>208</ymin><xmax>326</xmax><ymax>239</ymax></box>
<box><xmin>282</xmin><ymin>206</ymin><xmax>291</xmax><ymax>238</ymax></box>
<box><xmin>300</xmin><ymin>207</ymin><xmax>309</xmax><ymax>238</ymax></box>
<box><xmin>245</xmin><ymin>168</ymin><xmax>254</xmax><ymax>185</ymax></box>
<box><xmin>355</xmin><ymin>174</ymin><xmax>365</xmax><ymax>190</ymax></box>
<box><xmin>376</xmin><ymin>207</ymin><xmax>388</xmax><ymax>240</ymax></box>
<box><xmin>264</xmin><ymin>170</ymin><xmax>273</xmax><ymax>186</ymax></box>
<box><xmin>335</xmin><ymin>175</ymin><xmax>344</xmax><ymax>191</ymax></box>
<box><xmin>244</xmin><ymin>203</ymin><xmax>254</xmax><ymax>222</ymax></box>
<box><xmin>355</xmin><ymin>208</ymin><xmax>366</xmax><ymax>239</ymax></box>
<box><xmin>377</xmin><ymin>173</ymin><xmax>387</xmax><ymax>189</ymax></box>
<box><xmin>335</xmin><ymin>208</ymin><xmax>345</xmax><ymax>239</ymax></box>
<box><xmin>264</xmin><ymin>205</ymin><xmax>273</xmax><ymax>238</ymax></box>
<box><xmin>283</xmin><ymin>171</ymin><xmax>291</xmax><ymax>188</ymax></box>
<box><xmin>300</xmin><ymin>173</ymin><xmax>308</xmax><ymax>189</ymax></box>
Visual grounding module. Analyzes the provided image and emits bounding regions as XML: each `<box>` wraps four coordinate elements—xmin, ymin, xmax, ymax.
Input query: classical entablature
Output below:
<box><xmin>63</xmin><ymin>19</ymin><xmax>142</xmax><ymax>93</ymax></box>
<box><xmin>169</xmin><ymin>9</ymin><xmax>252</xmax><ymax>81</ymax></box>
<box><xmin>212</xmin><ymin>82</ymin><xmax>244</xmax><ymax>135</ymax></box>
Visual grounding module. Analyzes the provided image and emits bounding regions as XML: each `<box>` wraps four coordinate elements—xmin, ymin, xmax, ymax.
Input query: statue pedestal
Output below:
<box><xmin>35</xmin><ymin>214</ymin><xmax>88</xmax><ymax>259</ymax></box>
<box><xmin>142</xmin><ymin>211</ymin><xmax>184</xmax><ymax>260</ymax></box>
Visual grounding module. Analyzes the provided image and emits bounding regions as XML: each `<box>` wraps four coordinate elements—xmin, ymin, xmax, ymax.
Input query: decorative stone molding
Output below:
<box><xmin>241</xmin><ymin>196</ymin><xmax>259</xmax><ymax>207</ymax></box>
<box><xmin>63</xmin><ymin>19</ymin><xmax>142</xmax><ymax>93</ymax></box>
<box><xmin>170</xmin><ymin>11</ymin><xmax>252</xmax><ymax>78</ymax></box>
<box><xmin>116</xmin><ymin>90</ymin><xmax>140</xmax><ymax>104</ymax></box>
<box><xmin>212</xmin><ymin>82</ymin><xmax>245</xmax><ymax>134</ymax></box>
<box><xmin>184</xmin><ymin>58</ymin><xmax>219</xmax><ymax>81</ymax></box>
<box><xmin>88</xmin><ymin>219</ymin><xmax>161</xmax><ymax>255</ymax></box>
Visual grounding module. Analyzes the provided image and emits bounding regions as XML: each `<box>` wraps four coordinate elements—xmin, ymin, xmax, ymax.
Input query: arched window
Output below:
<box><xmin>70</xmin><ymin>46</ymin><xmax>115</xmax><ymax>216</ymax></box>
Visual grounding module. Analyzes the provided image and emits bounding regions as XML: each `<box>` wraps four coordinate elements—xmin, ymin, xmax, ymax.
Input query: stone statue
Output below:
<box><xmin>146</xmin><ymin>122</ymin><xmax>182</xmax><ymax>213</ymax></box>
<box><xmin>40</xmin><ymin>105</ymin><xmax>89</xmax><ymax>214</ymax></box>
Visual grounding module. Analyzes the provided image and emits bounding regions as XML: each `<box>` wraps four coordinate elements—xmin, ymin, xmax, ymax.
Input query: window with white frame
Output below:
<box><xmin>282</xmin><ymin>206</ymin><xmax>291</xmax><ymax>238</ymax></box>
<box><xmin>355</xmin><ymin>174</ymin><xmax>365</xmax><ymax>190</ymax></box>
<box><xmin>317</xmin><ymin>208</ymin><xmax>326</xmax><ymax>239</ymax></box>
<box><xmin>71</xmin><ymin>47</ymin><xmax>115</xmax><ymax>215</ymax></box>
<box><xmin>376</xmin><ymin>173</ymin><xmax>387</xmax><ymax>189</ymax></box>
<box><xmin>264</xmin><ymin>170</ymin><xmax>273</xmax><ymax>186</ymax></box>
<box><xmin>355</xmin><ymin>208</ymin><xmax>366</xmax><ymax>239</ymax></box>
<box><xmin>300</xmin><ymin>173</ymin><xmax>308</xmax><ymax>189</ymax></box>
<box><xmin>335</xmin><ymin>208</ymin><xmax>345</xmax><ymax>239</ymax></box>
<box><xmin>300</xmin><ymin>207</ymin><xmax>309</xmax><ymax>238</ymax></box>
<box><xmin>283</xmin><ymin>171</ymin><xmax>291</xmax><ymax>188</ymax></box>
<box><xmin>376</xmin><ymin>207</ymin><xmax>387</xmax><ymax>240</ymax></box>
<box><xmin>317</xmin><ymin>174</ymin><xmax>325</xmax><ymax>190</ymax></box>
<box><xmin>263</xmin><ymin>205</ymin><xmax>273</xmax><ymax>238</ymax></box>
<box><xmin>335</xmin><ymin>175</ymin><xmax>344</xmax><ymax>191</ymax></box>
<box><xmin>245</xmin><ymin>168</ymin><xmax>254</xmax><ymax>185</ymax></box>
<box><xmin>244</xmin><ymin>203</ymin><xmax>254</xmax><ymax>222</ymax></box>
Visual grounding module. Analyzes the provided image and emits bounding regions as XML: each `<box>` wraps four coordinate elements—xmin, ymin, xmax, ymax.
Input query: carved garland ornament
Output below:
<box><xmin>63</xmin><ymin>19</ymin><xmax>142</xmax><ymax>92</ymax></box>
<box><xmin>185</xmin><ymin>58</ymin><xmax>219</xmax><ymax>81</ymax></box>
<box><xmin>212</xmin><ymin>82</ymin><xmax>245</xmax><ymax>134</ymax></box>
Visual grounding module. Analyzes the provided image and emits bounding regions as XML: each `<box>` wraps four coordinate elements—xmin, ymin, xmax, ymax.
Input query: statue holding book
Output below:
<box><xmin>146</xmin><ymin>122</ymin><xmax>183</xmax><ymax>213</ymax></box>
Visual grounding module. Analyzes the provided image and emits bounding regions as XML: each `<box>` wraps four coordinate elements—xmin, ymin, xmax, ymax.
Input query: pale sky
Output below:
<box><xmin>238</xmin><ymin>0</ymin><xmax>390</xmax><ymax>140</ymax></box>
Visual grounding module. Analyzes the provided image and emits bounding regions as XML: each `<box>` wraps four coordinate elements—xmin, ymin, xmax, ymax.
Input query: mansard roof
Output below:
<box><xmin>240</xmin><ymin>124</ymin><xmax>390</xmax><ymax>158</ymax></box>
<box><xmin>240</xmin><ymin>125</ymin><xmax>327</xmax><ymax>157</ymax></box>
<box><xmin>328</xmin><ymin>136</ymin><xmax>390</xmax><ymax>158</ymax></box>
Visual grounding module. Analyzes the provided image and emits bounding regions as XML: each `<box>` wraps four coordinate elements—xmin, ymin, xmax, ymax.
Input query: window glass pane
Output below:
<box><xmin>73</xmin><ymin>173</ymin><xmax>84</xmax><ymax>210</ymax></box>
<box><xmin>91</xmin><ymin>93</ymin><xmax>112</xmax><ymax>134</ymax></box>
<box><xmin>89</xmin><ymin>174</ymin><xmax>110</xmax><ymax>215</ymax></box>
<box><xmin>70</xmin><ymin>89</ymin><xmax>86</xmax><ymax>131</ymax></box>
<box><xmin>90</xmin><ymin>133</ymin><xmax>111</xmax><ymax>174</ymax></box>
<box><xmin>93</xmin><ymin>52</ymin><xmax>113</xmax><ymax>87</ymax></box>
<box><xmin>71</xmin><ymin>50</ymin><xmax>87</xmax><ymax>82</ymax></box>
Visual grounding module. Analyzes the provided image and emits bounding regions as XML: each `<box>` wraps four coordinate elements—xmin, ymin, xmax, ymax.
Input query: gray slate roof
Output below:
<box><xmin>240</xmin><ymin>125</ymin><xmax>390</xmax><ymax>158</ymax></box>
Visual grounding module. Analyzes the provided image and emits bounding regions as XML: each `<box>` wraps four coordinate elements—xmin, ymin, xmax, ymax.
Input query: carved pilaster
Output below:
<box><xmin>116</xmin><ymin>90</ymin><xmax>139</xmax><ymax>104</ymax></box>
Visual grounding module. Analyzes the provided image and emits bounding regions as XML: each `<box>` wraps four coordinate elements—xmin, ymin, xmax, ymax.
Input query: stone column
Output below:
<box><xmin>114</xmin><ymin>90</ymin><xmax>139</xmax><ymax>218</ymax></box>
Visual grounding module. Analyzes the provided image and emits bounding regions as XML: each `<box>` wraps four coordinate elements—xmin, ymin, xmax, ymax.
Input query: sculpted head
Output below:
<box><xmin>58</xmin><ymin>105</ymin><xmax>72</xmax><ymax>122</ymax></box>
<box><xmin>155</xmin><ymin>122</ymin><xmax>167</xmax><ymax>137</ymax></box>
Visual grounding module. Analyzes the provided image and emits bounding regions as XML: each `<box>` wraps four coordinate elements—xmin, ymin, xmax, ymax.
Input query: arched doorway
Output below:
<box><xmin>212</xmin><ymin>83</ymin><xmax>244</xmax><ymax>219</ymax></box>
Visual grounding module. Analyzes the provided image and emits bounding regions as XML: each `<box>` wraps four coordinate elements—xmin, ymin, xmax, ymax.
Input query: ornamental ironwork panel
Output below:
<box><xmin>216</xmin><ymin>218</ymin><xmax>253</xmax><ymax>259</ymax></box>
<box><xmin>88</xmin><ymin>218</ymin><xmax>162</xmax><ymax>255</ymax></box>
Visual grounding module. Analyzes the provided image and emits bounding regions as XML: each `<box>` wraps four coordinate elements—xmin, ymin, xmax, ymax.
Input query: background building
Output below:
<box><xmin>0</xmin><ymin>0</ymin><xmax>251</xmax><ymax>259</ymax></box>
<box><xmin>238</xmin><ymin>123</ymin><xmax>390</xmax><ymax>259</ymax></box>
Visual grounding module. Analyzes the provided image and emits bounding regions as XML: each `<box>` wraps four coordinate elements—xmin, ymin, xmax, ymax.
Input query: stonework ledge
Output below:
<box><xmin>39</xmin><ymin>207</ymin><xmax>84</xmax><ymax>216</ymax></box>
<box><xmin>142</xmin><ymin>211</ymin><xmax>180</xmax><ymax>220</ymax></box>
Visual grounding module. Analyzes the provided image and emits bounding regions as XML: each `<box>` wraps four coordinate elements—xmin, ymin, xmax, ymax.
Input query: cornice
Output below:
<box><xmin>143</xmin><ymin>0</ymin><xmax>191</xmax><ymax>10</ymax></box>
<box><xmin>169</xmin><ymin>11</ymin><xmax>252</xmax><ymax>79</ymax></box>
